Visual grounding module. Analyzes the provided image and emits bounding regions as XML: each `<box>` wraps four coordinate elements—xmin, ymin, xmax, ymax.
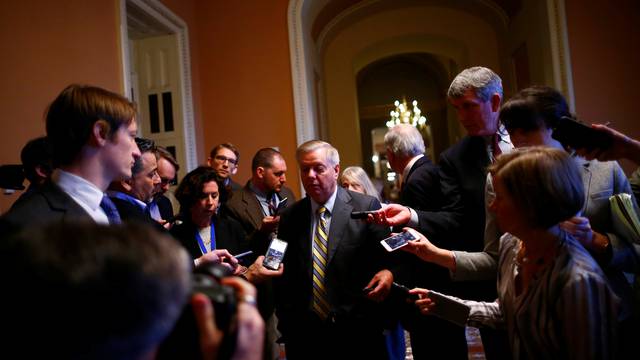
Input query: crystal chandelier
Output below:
<box><xmin>386</xmin><ymin>98</ymin><xmax>427</xmax><ymax>129</ymax></box>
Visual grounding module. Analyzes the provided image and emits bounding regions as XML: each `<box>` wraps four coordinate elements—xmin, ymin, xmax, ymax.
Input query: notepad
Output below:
<box><xmin>610</xmin><ymin>193</ymin><xmax>640</xmax><ymax>245</ymax></box>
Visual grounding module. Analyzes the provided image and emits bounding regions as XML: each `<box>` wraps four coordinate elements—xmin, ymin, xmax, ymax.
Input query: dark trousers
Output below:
<box><xmin>283</xmin><ymin>312</ymin><xmax>388</xmax><ymax>360</ymax></box>
<box><xmin>408</xmin><ymin>315</ymin><xmax>468</xmax><ymax>360</ymax></box>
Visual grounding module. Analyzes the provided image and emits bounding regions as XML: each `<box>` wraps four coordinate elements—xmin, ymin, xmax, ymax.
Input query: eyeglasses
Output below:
<box><xmin>214</xmin><ymin>155</ymin><xmax>238</xmax><ymax>166</ymax></box>
<box><xmin>160</xmin><ymin>177</ymin><xmax>177</xmax><ymax>186</ymax></box>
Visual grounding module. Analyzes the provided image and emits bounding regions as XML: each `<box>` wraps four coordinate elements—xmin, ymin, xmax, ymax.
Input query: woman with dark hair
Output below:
<box><xmin>171</xmin><ymin>166</ymin><xmax>250</xmax><ymax>267</ymax></box>
<box><xmin>410</xmin><ymin>147</ymin><xmax>619</xmax><ymax>359</ymax></box>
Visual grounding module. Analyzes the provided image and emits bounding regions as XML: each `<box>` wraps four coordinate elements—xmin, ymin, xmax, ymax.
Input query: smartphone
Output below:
<box><xmin>350</xmin><ymin>210</ymin><xmax>378</xmax><ymax>219</ymax></box>
<box><xmin>552</xmin><ymin>116</ymin><xmax>613</xmax><ymax>151</ymax></box>
<box><xmin>426</xmin><ymin>290</ymin><xmax>471</xmax><ymax>327</ymax></box>
<box><xmin>380</xmin><ymin>229</ymin><xmax>419</xmax><ymax>252</ymax></box>
<box><xmin>263</xmin><ymin>238</ymin><xmax>288</xmax><ymax>270</ymax></box>
<box><xmin>276</xmin><ymin>197</ymin><xmax>288</xmax><ymax>214</ymax></box>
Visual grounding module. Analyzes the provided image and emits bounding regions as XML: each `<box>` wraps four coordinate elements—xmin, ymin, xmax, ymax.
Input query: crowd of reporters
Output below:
<box><xmin>2</xmin><ymin>65</ymin><xmax>640</xmax><ymax>359</ymax></box>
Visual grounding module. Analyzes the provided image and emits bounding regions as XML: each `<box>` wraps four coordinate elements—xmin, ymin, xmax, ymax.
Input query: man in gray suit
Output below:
<box><xmin>275</xmin><ymin>140</ymin><xmax>395</xmax><ymax>360</ymax></box>
<box><xmin>223</xmin><ymin>147</ymin><xmax>296</xmax><ymax>359</ymax></box>
<box><xmin>3</xmin><ymin>84</ymin><xmax>141</xmax><ymax>228</ymax></box>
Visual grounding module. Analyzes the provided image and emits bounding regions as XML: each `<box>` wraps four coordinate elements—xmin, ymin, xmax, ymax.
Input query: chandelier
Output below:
<box><xmin>386</xmin><ymin>98</ymin><xmax>427</xmax><ymax>129</ymax></box>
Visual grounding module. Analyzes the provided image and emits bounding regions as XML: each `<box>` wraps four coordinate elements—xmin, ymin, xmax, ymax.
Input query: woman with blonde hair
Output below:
<box><xmin>340</xmin><ymin>166</ymin><xmax>381</xmax><ymax>201</ymax></box>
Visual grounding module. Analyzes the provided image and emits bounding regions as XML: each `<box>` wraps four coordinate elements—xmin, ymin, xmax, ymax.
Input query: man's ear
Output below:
<box><xmin>490</xmin><ymin>93</ymin><xmax>501</xmax><ymax>112</ymax></box>
<box><xmin>256</xmin><ymin>166</ymin><xmax>265</xmax><ymax>179</ymax></box>
<box><xmin>231</xmin><ymin>166</ymin><xmax>238</xmax><ymax>175</ymax></box>
<box><xmin>121</xmin><ymin>179</ymin><xmax>133</xmax><ymax>192</ymax></box>
<box><xmin>91</xmin><ymin>120</ymin><xmax>110</xmax><ymax>146</ymax></box>
<box><xmin>334</xmin><ymin>164</ymin><xmax>340</xmax><ymax>180</ymax></box>
<box><xmin>206</xmin><ymin>157</ymin><xmax>213</xmax><ymax>167</ymax></box>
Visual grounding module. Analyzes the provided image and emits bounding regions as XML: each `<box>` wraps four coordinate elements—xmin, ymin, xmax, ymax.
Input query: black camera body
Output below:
<box><xmin>157</xmin><ymin>263</ymin><xmax>238</xmax><ymax>359</ymax></box>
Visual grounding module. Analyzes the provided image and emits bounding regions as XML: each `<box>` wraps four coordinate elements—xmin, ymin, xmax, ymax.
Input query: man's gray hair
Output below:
<box><xmin>296</xmin><ymin>140</ymin><xmax>340</xmax><ymax>167</ymax></box>
<box><xmin>384</xmin><ymin>124</ymin><xmax>425</xmax><ymax>158</ymax></box>
<box><xmin>447</xmin><ymin>66</ymin><xmax>503</xmax><ymax>102</ymax></box>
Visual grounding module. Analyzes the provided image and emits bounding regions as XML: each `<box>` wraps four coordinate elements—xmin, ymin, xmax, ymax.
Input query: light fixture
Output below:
<box><xmin>386</xmin><ymin>98</ymin><xmax>428</xmax><ymax>130</ymax></box>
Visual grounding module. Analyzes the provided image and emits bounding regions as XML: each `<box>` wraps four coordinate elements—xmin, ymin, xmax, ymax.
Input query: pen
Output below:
<box><xmin>233</xmin><ymin>250</ymin><xmax>253</xmax><ymax>259</ymax></box>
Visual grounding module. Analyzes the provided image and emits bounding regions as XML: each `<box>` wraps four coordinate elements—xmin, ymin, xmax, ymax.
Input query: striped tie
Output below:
<box><xmin>312</xmin><ymin>206</ymin><xmax>331</xmax><ymax>320</ymax></box>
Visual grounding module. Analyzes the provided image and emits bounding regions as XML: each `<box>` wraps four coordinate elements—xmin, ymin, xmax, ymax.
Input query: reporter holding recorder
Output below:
<box><xmin>410</xmin><ymin>147</ymin><xmax>619</xmax><ymax>359</ymax></box>
<box><xmin>172</xmin><ymin>166</ymin><xmax>283</xmax><ymax>282</ymax></box>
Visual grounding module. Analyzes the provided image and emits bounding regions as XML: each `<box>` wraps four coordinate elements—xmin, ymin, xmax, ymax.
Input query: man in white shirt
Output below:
<box><xmin>2</xmin><ymin>84</ymin><xmax>141</xmax><ymax>228</ymax></box>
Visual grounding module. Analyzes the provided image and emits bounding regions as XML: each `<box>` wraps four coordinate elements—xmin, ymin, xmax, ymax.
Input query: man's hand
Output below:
<box><xmin>259</xmin><ymin>216</ymin><xmax>280</xmax><ymax>233</ymax></box>
<box><xmin>195</xmin><ymin>249</ymin><xmax>239</xmax><ymax>274</ymax></box>
<box><xmin>192</xmin><ymin>276</ymin><xmax>264</xmax><ymax>360</ymax></box>
<box><xmin>367</xmin><ymin>203</ymin><xmax>411</xmax><ymax>227</ymax></box>
<box><xmin>242</xmin><ymin>255</ymin><xmax>284</xmax><ymax>284</ymax></box>
<box><xmin>364</xmin><ymin>269</ymin><xmax>393</xmax><ymax>302</ymax></box>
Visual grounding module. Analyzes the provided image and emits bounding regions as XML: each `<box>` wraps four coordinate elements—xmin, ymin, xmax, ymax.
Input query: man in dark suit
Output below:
<box><xmin>275</xmin><ymin>140</ymin><xmax>395</xmax><ymax>360</ymax></box>
<box><xmin>2</xmin><ymin>84</ymin><xmax>140</xmax><ymax>228</ymax></box>
<box><xmin>223</xmin><ymin>147</ymin><xmax>296</xmax><ymax>360</ymax></box>
<box><xmin>374</xmin><ymin>66</ymin><xmax>512</xmax><ymax>359</ymax></box>
<box><xmin>107</xmin><ymin>137</ymin><xmax>163</xmax><ymax>229</ymax></box>
<box><xmin>385</xmin><ymin>123</ymin><xmax>469</xmax><ymax>359</ymax></box>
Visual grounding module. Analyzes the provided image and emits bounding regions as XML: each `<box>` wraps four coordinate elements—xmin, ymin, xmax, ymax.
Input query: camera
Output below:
<box><xmin>0</xmin><ymin>165</ymin><xmax>25</xmax><ymax>191</ymax></box>
<box><xmin>157</xmin><ymin>263</ymin><xmax>238</xmax><ymax>359</ymax></box>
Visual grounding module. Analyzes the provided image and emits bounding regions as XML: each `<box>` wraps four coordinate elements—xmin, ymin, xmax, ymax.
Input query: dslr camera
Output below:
<box><xmin>157</xmin><ymin>263</ymin><xmax>238</xmax><ymax>359</ymax></box>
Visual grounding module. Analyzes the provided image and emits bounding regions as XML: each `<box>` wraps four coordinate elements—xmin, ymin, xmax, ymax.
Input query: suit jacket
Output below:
<box><xmin>222</xmin><ymin>182</ymin><xmax>296</xmax><ymax>254</ymax></box>
<box><xmin>2</xmin><ymin>181</ymin><xmax>92</xmax><ymax>228</ymax></box>
<box><xmin>275</xmin><ymin>187</ymin><xmax>392</xmax><ymax>339</ymax></box>
<box><xmin>412</xmin><ymin>136</ymin><xmax>496</xmax><ymax>301</ymax></box>
<box><xmin>155</xmin><ymin>194</ymin><xmax>175</xmax><ymax>221</ymax></box>
<box><xmin>222</xmin><ymin>183</ymin><xmax>296</xmax><ymax>320</ymax></box>
<box><xmin>400</xmin><ymin>156</ymin><xmax>442</xmax><ymax>212</ymax></box>
<box><xmin>397</xmin><ymin>157</ymin><xmax>451</xmax><ymax>290</ymax></box>
<box><xmin>170</xmin><ymin>215</ymin><xmax>250</xmax><ymax>262</ymax></box>
<box><xmin>109</xmin><ymin>195</ymin><xmax>166</xmax><ymax>233</ymax></box>
<box><xmin>415</xmin><ymin>136</ymin><xmax>489</xmax><ymax>251</ymax></box>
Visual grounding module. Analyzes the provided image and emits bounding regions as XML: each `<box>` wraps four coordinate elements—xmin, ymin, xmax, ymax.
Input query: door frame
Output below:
<box><xmin>119</xmin><ymin>0</ymin><xmax>198</xmax><ymax>171</ymax></box>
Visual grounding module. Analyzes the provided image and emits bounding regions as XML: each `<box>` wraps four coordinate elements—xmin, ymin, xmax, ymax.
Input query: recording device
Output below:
<box><xmin>157</xmin><ymin>263</ymin><xmax>238</xmax><ymax>360</ymax></box>
<box><xmin>0</xmin><ymin>165</ymin><xmax>25</xmax><ymax>191</ymax></box>
<box><xmin>391</xmin><ymin>282</ymin><xmax>419</xmax><ymax>301</ymax></box>
<box><xmin>426</xmin><ymin>290</ymin><xmax>471</xmax><ymax>328</ymax></box>
<box><xmin>380</xmin><ymin>229</ymin><xmax>419</xmax><ymax>252</ymax></box>
<box><xmin>263</xmin><ymin>238</ymin><xmax>287</xmax><ymax>270</ymax></box>
<box><xmin>350</xmin><ymin>210</ymin><xmax>378</xmax><ymax>219</ymax></box>
<box><xmin>552</xmin><ymin>116</ymin><xmax>613</xmax><ymax>151</ymax></box>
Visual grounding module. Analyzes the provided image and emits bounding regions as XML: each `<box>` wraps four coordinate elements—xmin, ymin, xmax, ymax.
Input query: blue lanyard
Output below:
<box><xmin>195</xmin><ymin>222</ymin><xmax>216</xmax><ymax>255</ymax></box>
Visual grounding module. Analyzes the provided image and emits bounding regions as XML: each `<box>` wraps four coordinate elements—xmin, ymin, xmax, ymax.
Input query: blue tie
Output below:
<box><xmin>100</xmin><ymin>196</ymin><xmax>122</xmax><ymax>225</ymax></box>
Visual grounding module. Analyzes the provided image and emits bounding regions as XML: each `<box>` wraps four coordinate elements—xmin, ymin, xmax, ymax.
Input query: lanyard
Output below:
<box><xmin>195</xmin><ymin>223</ymin><xmax>216</xmax><ymax>255</ymax></box>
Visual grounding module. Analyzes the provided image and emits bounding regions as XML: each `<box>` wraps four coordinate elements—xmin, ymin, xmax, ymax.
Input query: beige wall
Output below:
<box><xmin>0</xmin><ymin>0</ymin><xmax>124</xmax><ymax>213</ymax></box>
<box><xmin>192</xmin><ymin>0</ymin><xmax>299</xmax><ymax>195</ymax></box>
<box><xmin>0</xmin><ymin>0</ymin><xmax>301</xmax><ymax>213</ymax></box>
<box><xmin>565</xmin><ymin>0</ymin><xmax>640</xmax><ymax>173</ymax></box>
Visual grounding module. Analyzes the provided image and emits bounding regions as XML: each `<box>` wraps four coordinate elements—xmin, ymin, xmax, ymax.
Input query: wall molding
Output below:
<box><xmin>119</xmin><ymin>0</ymin><xmax>198</xmax><ymax>171</ymax></box>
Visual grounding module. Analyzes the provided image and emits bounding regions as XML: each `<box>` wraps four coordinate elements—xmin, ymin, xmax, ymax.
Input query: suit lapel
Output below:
<box><xmin>578</xmin><ymin>157</ymin><xmax>592</xmax><ymax>212</ymax></box>
<box><xmin>44</xmin><ymin>182</ymin><xmax>92</xmax><ymax>219</ymax></box>
<box><xmin>241</xmin><ymin>187</ymin><xmax>265</xmax><ymax>229</ymax></box>
<box><xmin>326</xmin><ymin>187</ymin><xmax>352</xmax><ymax>265</ymax></box>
